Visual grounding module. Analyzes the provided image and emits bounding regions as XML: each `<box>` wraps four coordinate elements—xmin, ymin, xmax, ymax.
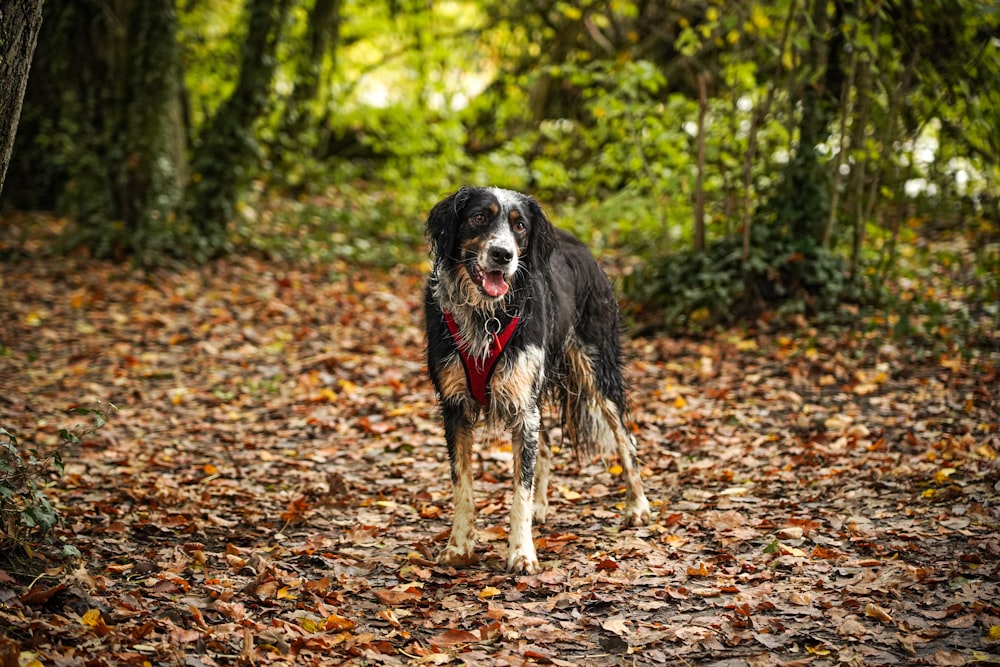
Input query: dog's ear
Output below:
<box><xmin>426</xmin><ymin>187</ymin><xmax>473</xmax><ymax>261</ymax></box>
<box><xmin>525</xmin><ymin>197</ymin><xmax>557</xmax><ymax>268</ymax></box>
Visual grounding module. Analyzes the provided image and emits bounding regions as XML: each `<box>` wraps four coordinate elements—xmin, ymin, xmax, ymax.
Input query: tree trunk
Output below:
<box><xmin>118</xmin><ymin>0</ymin><xmax>186</xmax><ymax>256</ymax></box>
<box><xmin>187</xmin><ymin>0</ymin><xmax>293</xmax><ymax>254</ymax></box>
<box><xmin>741</xmin><ymin>0</ymin><xmax>795</xmax><ymax>264</ymax></box>
<box><xmin>275</xmin><ymin>0</ymin><xmax>342</xmax><ymax>180</ymax></box>
<box><xmin>693</xmin><ymin>72</ymin><xmax>708</xmax><ymax>254</ymax></box>
<box><xmin>823</xmin><ymin>43</ymin><xmax>857</xmax><ymax>247</ymax></box>
<box><xmin>0</xmin><ymin>0</ymin><xmax>44</xmax><ymax>197</ymax></box>
<box><xmin>772</xmin><ymin>0</ymin><xmax>834</xmax><ymax>244</ymax></box>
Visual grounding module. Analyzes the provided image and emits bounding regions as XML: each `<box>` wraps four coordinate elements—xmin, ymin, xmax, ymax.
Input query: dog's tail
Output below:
<box><xmin>560</xmin><ymin>341</ymin><xmax>631</xmax><ymax>459</ymax></box>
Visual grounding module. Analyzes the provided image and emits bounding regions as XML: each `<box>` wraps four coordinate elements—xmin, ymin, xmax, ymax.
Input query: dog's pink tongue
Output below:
<box><xmin>483</xmin><ymin>271</ymin><xmax>509</xmax><ymax>297</ymax></box>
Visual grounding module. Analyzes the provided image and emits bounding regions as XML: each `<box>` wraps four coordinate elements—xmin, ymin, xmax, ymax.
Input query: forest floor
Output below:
<box><xmin>1</xmin><ymin>218</ymin><xmax>999</xmax><ymax>666</ymax></box>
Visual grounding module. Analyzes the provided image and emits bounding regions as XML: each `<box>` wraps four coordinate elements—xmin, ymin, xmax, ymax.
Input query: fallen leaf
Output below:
<box><xmin>324</xmin><ymin>614</ymin><xmax>356</xmax><ymax>632</ymax></box>
<box><xmin>428</xmin><ymin>629</ymin><xmax>480</xmax><ymax>646</ymax></box>
<box><xmin>602</xmin><ymin>617</ymin><xmax>631</xmax><ymax>637</ymax></box>
<box><xmin>865</xmin><ymin>603</ymin><xmax>894</xmax><ymax>624</ymax></box>
<box><xmin>686</xmin><ymin>562</ymin><xmax>712</xmax><ymax>577</ymax></box>
<box><xmin>836</xmin><ymin>615</ymin><xmax>868</xmax><ymax>637</ymax></box>
<box><xmin>559</xmin><ymin>485</ymin><xmax>582</xmax><ymax>501</ymax></box>
<box><xmin>374</xmin><ymin>586</ymin><xmax>422</xmax><ymax>605</ymax></box>
<box><xmin>19</xmin><ymin>582</ymin><xmax>67</xmax><ymax>607</ymax></box>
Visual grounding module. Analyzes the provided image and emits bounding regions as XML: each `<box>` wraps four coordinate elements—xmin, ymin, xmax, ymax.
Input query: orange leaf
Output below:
<box><xmin>374</xmin><ymin>586</ymin><xmax>422</xmax><ymax>605</ymax></box>
<box><xmin>595</xmin><ymin>558</ymin><xmax>618</xmax><ymax>572</ymax></box>
<box><xmin>428</xmin><ymin>629</ymin><xmax>480</xmax><ymax>646</ymax></box>
<box><xmin>324</xmin><ymin>614</ymin><xmax>356</xmax><ymax>632</ymax></box>
<box><xmin>377</xmin><ymin>608</ymin><xmax>401</xmax><ymax>628</ymax></box>
<box><xmin>865</xmin><ymin>603</ymin><xmax>893</xmax><ymax>623</ymax></box>
<box><xmin>686</xmin><ymin>562</ymin><xmax>712</xmax><ymax>577</ymax></box>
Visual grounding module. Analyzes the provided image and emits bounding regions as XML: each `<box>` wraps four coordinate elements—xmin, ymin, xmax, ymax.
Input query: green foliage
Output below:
<box><xmin>627</xmin><ymin>235</ymin><xmax>745</xmax><ymax>330</ymax></box>
<box><xmin>242</xmin><ymin>187</ymin><xmax>424</xmax><ymax>267</ymax></box>
<box><xmin>1</xmin><ymin>403</ymin><xmax>114</xmax><ymax>555</ymax></box>
<box><xmin>1</xmin><ymin>427</ymin><xmax>62</xmax><ymax>548</ymax></box>
<box><xmin>628</xmin><ymin>225</ymin><xmax>848</xmax><ymax>331</ymax></box>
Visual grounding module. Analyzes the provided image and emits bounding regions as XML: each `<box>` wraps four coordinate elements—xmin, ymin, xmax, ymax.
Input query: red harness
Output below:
<box><xmin>443</xmin><ymin>312</ymin><xmax>520</xmax><ymax>406</ymax></box>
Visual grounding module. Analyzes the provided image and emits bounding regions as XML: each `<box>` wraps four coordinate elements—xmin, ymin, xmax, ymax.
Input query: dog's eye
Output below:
<box><xmin>471</xmin><ymin>213</ymin><xmax>486</xmax><ymax>225</ymax></box>
<box><xmin>512</xmin><ymin>220</ymin><xmax>526</xmax><ymax>234</ymax></box>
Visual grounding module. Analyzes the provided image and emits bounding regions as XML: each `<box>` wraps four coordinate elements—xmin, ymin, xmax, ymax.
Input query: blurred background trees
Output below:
<box><xmin>2</xmin><ymin>0</ymin><xmax>997</xmax><ymax>334</ymax></box>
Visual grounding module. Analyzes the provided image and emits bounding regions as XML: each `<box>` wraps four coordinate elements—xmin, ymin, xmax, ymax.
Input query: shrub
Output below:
<box><xmin>626</xmin><ymin>227</ymin><xmax>848</xmax><ymax>331</ymax></box>
<box><xmin>0</xmin><ymin>403</ymin><xmax>115</xmax><ymax>555</ymax></box>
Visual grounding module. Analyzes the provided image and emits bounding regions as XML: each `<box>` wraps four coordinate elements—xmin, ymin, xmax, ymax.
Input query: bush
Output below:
<box><xmin>0</xmin><ymin>404</ymin><xmax>114</xmax><ymax>555</ymax></box>
<box><xmin>626</xmin><ymin>227</ymin><xmax>848</xmax><ymax>331</ymax></box>
<box><xmin>0</xmin><ymin>427</ymin><xmax>62</xmax><ymax>553</ymax></box>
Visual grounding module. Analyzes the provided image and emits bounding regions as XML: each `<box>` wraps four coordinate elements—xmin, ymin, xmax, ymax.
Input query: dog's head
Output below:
<box><xmin>427</xmin><ymin>187</ymin><xmax>556</xmax><ymax>303</ymax></box>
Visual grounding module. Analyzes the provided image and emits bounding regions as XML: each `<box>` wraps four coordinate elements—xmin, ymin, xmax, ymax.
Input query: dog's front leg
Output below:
<box><xmin>439</xmin><ymin>401</ymin><xmax>480</xmax><ymax>567</ymax></box>
<box><xmin>508</xmin><ymin>405</ymin><xmax>541</xmax><ymax>574</ymax></box>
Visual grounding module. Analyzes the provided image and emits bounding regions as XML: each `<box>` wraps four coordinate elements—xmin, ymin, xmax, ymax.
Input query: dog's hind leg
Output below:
<box><xmin>532</xmin><ymin>428</ymin><xmax>552</xmax><ymax>525</ymax></box>
<box><xmin>439</xmin><ymin>402</ymin><xmax>480</xmax><ymax>567</ymax></box>
<box><xmin>563</xmin><ymin>340</ymin><xmax>651</xmax><ymax>526</ymax></box>
<box><xmin>605</xmin><ymin>410</ymin><xmax>651</xmax><ymax>527</ymax></box>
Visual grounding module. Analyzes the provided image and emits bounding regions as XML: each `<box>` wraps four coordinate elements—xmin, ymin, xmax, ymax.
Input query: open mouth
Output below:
<box><xmin>468</xmin><ymin>264</ymin><xmax>509</xmax><ymax>298</ymax></box>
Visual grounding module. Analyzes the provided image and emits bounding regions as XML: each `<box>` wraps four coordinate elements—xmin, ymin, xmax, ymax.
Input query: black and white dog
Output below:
<box><xmin>424</xmin><ymin>187</ymin><xmax>651</xmax><ymax>573</ymax></box>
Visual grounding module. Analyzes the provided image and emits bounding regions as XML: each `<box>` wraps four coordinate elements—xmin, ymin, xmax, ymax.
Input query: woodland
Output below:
<box><xmin>1</xmin><ymin>0</ymin><xmax>998</xmax><ymax>665</ymax></box>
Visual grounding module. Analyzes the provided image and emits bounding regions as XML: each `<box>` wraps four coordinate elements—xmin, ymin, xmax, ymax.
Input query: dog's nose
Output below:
<box><xmin>489</xmin><ymin>246</ymin><xmax>514</xmax><ymax>265</ymax></box>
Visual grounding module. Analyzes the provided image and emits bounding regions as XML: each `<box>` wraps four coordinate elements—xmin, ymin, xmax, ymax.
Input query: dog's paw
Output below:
<box><xmin>532</xmin><ymin>499</ymin><xmax>549</xmax><ymax>525</ymax></box>
<box><xmin>437</xmin><ymin>545</ymin><xmax>480</xmax><ymax>567</ymax></box>
<box><xmin>507</xmin><ymin>548</ymin><xmax>540</xmax><ymax>574</ymax></box>
<box><xmin>622</xmin><ymin>496</ymin><xmax>652</xmax><ymax>527</ymax></box>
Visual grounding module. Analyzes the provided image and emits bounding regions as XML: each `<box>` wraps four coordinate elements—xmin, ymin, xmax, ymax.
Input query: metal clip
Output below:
<box><xmin>485</xmin><ymin>317</ymin><xmax>501</xmax><ymax>347</ymax></box>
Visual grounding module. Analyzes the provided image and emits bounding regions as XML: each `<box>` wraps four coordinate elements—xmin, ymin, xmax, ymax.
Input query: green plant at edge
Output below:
<box><xmin>1</xmin><ymin>403</ymin><xmax>116</xmax><ymax>557</ymax></box>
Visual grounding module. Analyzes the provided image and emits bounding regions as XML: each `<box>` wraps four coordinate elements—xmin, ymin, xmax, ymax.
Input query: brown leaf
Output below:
<box><xmin>595</xmin><ymin>558</ymin><xmax>618</xmax><ymax>572</ymax></box>
<box><xmin>836</xmin><ymin>615</ymin><xmax>868</xmax><ymax>637</ymax></box>
<box><xmin>602</xmin><ymin>618</ymin><xmax>631</xmax><ymax>637</ymax></box>
<box><xmin>944</xmin><ymin>614</ymin><xmax>978</xmax><ymax>629</ymax></box>
<box><xmin>865</xmin><ymin>603</ymin><xmax>894</xmax><ymax>624</ymax></box>
<box><xmin>428</xmin><ymin>629</ymin><xmax>480</xmax><ymax>646</ymax></box>
<box><xmin>19</xmin><ymin>582</ymin><xmax>67</xmax><ymax>607</ymax></box>
<box><xmin>931</xmin><ymin>649</ymin><xmax>967</xmax><ymax>666</ymax></box>
<box><xmin>324</xmin><ymin>614</ymin><xmax>356</xmax><ymax>632</ymax></box>
<box><xmin>374</xmin><ymin>586</ymin><xmax>422</xmax><ymax>605</ymax></box>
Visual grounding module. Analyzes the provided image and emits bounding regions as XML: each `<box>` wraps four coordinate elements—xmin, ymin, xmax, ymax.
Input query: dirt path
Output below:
<box><xmin>1</xmin><ymin>251</ymin><xmax>998</xmax><ymax>666</ymax></box>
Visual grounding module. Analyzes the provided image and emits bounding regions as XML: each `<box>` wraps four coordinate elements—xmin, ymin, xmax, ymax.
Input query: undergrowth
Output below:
<box><xmin>621</xmin><ymin>219</ymin><xmax>998</xmax><ymax>354</ymax></box>
<box><xmin>239</xmin><ymin>187</ymin><xmax>425</xmax><ymax>268</ymax></box>
<box><xmin>1</xmin><ymin>403</ymin><xmax>115</xmax><ymax>561</ymax></box>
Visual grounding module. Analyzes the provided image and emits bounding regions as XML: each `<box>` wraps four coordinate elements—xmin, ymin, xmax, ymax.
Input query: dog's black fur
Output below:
<box><xmin>424</xmin><ymin>187</ymin><xmax>650</xmax><ymax>573</ymax></box>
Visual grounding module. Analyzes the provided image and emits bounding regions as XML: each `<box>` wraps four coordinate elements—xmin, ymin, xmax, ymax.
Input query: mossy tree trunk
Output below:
<box><xmin>274</xmin><ymin>0</ymin><xmax>342</xmax><ymax>187</ymax></box>
<box><xmin>186</xmin><ymin>0</ymin><xmax>293</xmax><ymax>257</ymax></box>
<box><xmin>768</xmin><ymin>0</ymin><xmax>843</xmax><ymax>246</ymax></box>
<box><xmin>118</xmin><ymin>0</ymin><xmax>187</xmax><ymax>258</ymax></box>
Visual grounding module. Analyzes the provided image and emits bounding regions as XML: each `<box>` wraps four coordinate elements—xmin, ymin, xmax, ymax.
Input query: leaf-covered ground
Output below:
<box><xmin>1</xmin><ymin>223</ymin><xmax>999</xmax><ymax>666</ymax></box>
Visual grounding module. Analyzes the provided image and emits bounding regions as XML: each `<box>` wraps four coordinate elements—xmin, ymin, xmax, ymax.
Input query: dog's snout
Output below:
<box><xmin>489</xmin><ymin>246</ymin><xmax>514</xmax><ymax>265</ymax></box>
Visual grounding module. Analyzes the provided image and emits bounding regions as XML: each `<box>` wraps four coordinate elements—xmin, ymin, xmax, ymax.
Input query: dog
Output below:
<box><xmin>424</xmin><ymin>186</ymin><xmax>651</xmax><ymax>573</ymax></box>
